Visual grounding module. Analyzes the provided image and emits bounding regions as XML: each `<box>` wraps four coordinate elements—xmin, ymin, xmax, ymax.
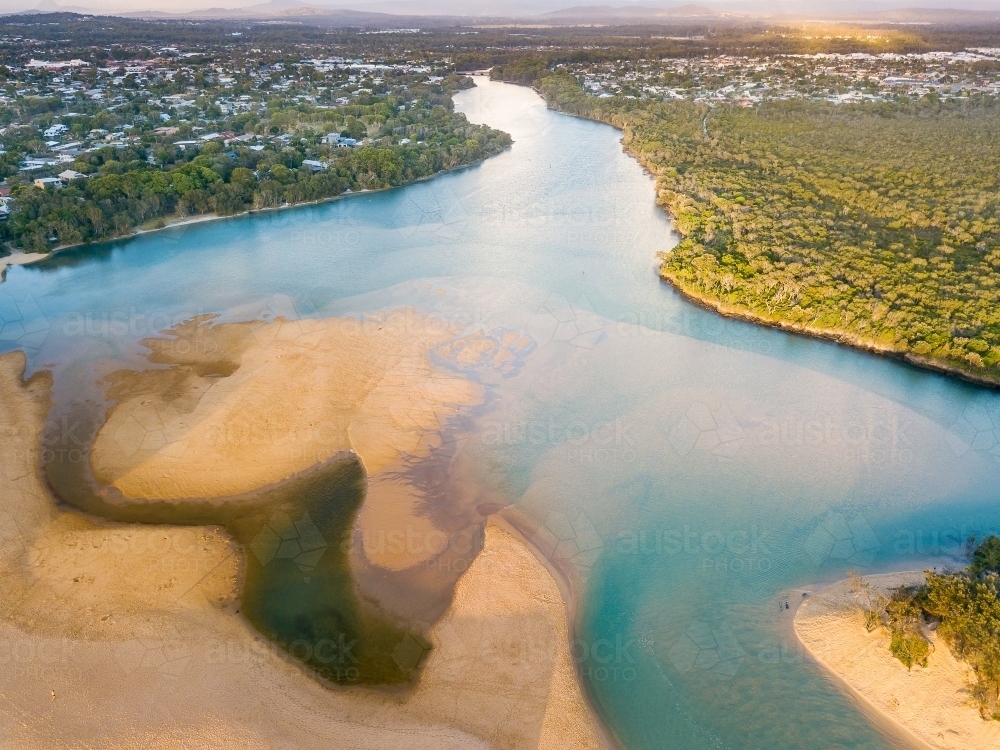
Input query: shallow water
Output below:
<box><xmin>2</xmin><ymin>77</ymin><xmax>999</xmax><ymax>749</ymax></box>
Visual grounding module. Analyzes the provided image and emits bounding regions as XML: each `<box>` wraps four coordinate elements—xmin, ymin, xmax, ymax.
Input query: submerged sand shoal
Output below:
<box><xmin>795</xmin><ymin>572</ymin><xmax>1000</xmax><ymax>750</ymax></box>
<box><xmin>92</xmin><ymin>310</ymin><xmax>482</xmax><ymax>499</ymax></box>
<box><xmin>0</xmin><ymin>350</ymin><xmax>609</xmax><ymax>749</ymax></box>
<box><xmin>89</xmin><ymin>309</ymin><xmax>485</xmax><ymax>572</ymax></box>
<box><xmin>0</xmin><ymin>252</ymin><xmax>48</xmax><ymax>279</ymax></box>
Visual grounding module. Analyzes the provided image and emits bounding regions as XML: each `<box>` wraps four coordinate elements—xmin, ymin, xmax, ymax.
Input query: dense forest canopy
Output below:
<box><xmin>495</xmin><ymin>59</ymin><xmax>1000</xmax><ymax>384</ymax></box>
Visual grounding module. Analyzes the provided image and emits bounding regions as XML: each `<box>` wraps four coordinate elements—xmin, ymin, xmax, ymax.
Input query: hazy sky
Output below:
<box><xmin>6</xmin><ymin>0</ymin><xmax>1000</xmax><ymax>17</ymax></box>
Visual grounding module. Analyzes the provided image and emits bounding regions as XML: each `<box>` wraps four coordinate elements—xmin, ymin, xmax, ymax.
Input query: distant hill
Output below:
<box><xmin>541</xmin><ymin>4</ymin><xmax>723</xmax><ymax>21</ymax></box>
<box><xmin>8</xmin><ymin>1</ymin><xmax>1000</xmax><ymax>26</ymax></box>
<box><xmin>760</xmin><ymin>5</ymin><xmax>1000</xmax><ymax>24</ymax></box>
<box><xmin>540</xmin><ymin>4</ymin><xmax>1000</xmax><ymax>26</ymax></box>
<box><xmin>120</xmin><ymin>1</ymin><xmax>409</xmax><ymax>23</ymax></box>
<box><xmin>858</xmin><ymin>6</ymin><xmax>1000</xmax><ymax>22</ymax></box>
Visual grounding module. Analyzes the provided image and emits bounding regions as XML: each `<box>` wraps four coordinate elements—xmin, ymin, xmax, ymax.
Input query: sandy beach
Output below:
<box><xmin>88</xmin><ymin>310</ymin><xmax>485</xmax><ymax>574</ymax></box>
<box><xmin>794</xmin><ymin>572</ymin><xmax>1000</xmax><ymax>750</ymax></box>
<box><xmin>92</xmin><ymin>310</ymin><xmax>482</xmax><ymax>499</ymax></box>
<box><xmin>0</xmin><ymin>349</ymin><xmax>609</xmax><ymax>749</ymax></box>
<box><xmin>0</xmin><ymin>252</ymin><xmax>48</xmax><ymax>280</ymax></box>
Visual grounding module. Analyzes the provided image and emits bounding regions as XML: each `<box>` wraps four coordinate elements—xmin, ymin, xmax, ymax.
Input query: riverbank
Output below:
<box><xmin>794</xmin><ymin>572</ymin><xmax>1000</xmax><ymax>750</ymax></box>
<box><xmin>0</xmin><ymin>155</ymin><xmax>502</xmax><ymax>285</ymax></box>
<box><xmin>492</xmin><ymin>508</ymin><xmax>620</xmax><ymax>749</ymax></box>
<box><xmin>658</xmin><ymin>276</ymin><xmax>1000</xmax><ymax>390</ymax></box>
<box><xmin>0</xmin><ymin>251</ymin><xmax>47</xmax><ymax>281</ymax></box>
<box><xmin>0</xmin><ymin>348</ymin><xmax>609</xmax><ymax>748</ymax></box>
<box><xmin>508</xmin><ymin>75</ymin><xmax>1000</xmax><ymax>391</ymax></box>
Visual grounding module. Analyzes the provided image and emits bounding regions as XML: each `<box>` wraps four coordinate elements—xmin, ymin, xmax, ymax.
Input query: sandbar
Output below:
<box><xmin>89</xmin><ymin>310</ymin><xmax>484</xmax><ymax>573</ymax></box>
<box><xmin>92</xmin><ymin>309</ymin><xmax>481</xmax><ymax>500</ymax></box>
<box><xmin>794</xmin><ymin>572</ymin><xmax>1000</xmax><ymax>750</ymax></box>
<box><xmin>0</xmin><ymin>350</ymin><xmax>609</xmax><ymax>749</ymax></box>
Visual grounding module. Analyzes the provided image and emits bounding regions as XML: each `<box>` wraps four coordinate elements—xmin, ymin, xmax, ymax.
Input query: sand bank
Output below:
<box><xmin>0</xmin><ymin>252</ymin><xmax>48</xmax><ymax>280</ymax></box>
<box><xmin>0</xmin><ymin>350</ymin><xmax>608</xmax><ymax>749</ymax></box>
<box><xmin>92</xmin><ymin>310</ymin><xmax>481</xmax><ymax>500</ymax></box>
<box><xmin>794</xmin><ymin>572</ymin><xmax>1000</xmax><ymax>750</ymax></box>
<box><xmin>89</xmin><ymin>310</ymin><xmax>482</xmax><ymax>572</ymax></box>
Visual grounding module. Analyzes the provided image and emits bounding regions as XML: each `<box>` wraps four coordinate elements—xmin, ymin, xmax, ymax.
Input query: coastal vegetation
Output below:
<box><xmin>922</xmin><ymin>568</ymin><xmax>1000</xmax><ymax>718</ymax></box>
<box><xmin>885</xmin><ymin>587</ymin><xmax>932</xmax><ymax>670</ymax></box>
<box><xmin>851</xmin><ymin>537</ymin><xmax>1000</xmax><ymax>719</ymax></box>
<box><xmin>1</xmin><ymin>76</ymin><xmax>509</xmax><ymax>252</ymax></box>
<box><xmin>0</xmin><ymin>15</ymin><xmax>510</xmax><ymax>254</ymax></box>
<box><xmin>493</xmin><ymin>66</ymin><xmax>1000</xmax><ymax>384</ymax></box>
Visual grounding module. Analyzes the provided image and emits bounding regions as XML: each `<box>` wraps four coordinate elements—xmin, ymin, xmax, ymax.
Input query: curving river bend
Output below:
<box><xmin>3</xmin><ymin>77</ymin><xmax>999</xmax><ymax>749</ymax></box>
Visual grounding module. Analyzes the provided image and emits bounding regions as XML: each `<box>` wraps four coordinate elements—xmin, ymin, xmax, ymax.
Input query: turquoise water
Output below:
<box><xmin>3</xmin><ymin>77</ymin><xmax>999</xmax><ymax>748</ymax></box>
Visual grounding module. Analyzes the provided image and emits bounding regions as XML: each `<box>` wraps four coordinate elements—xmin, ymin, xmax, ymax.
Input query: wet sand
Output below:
<box><xmin>91</xmin><ymin>311</ymin><xmax>481</xmax><ymax>498</ymax></box>
<box><xmin>0</xmin><ymin>350</ymin><xmax>608</xmax><ymax>749</ymax></box>
<box><xmin>794</xmin><ymin>573</ymin><xmax>1000</xmax><ymax>750</ymax></box>
<box><xmin>89</xmin><ymin>310</ymin><xmax>483</xmax><ymax>573</ymax></box>
<box><xmin>0</xmin><ymin>252</ymin><xmax>48</xmax><ymax>280</ymax></box>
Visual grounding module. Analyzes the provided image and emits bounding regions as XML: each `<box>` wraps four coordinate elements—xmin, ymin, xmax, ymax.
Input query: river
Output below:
<box><xmin>2</xmin><ymin>76</ymin><xmax>998</xmax><ymax>749</ymax></box>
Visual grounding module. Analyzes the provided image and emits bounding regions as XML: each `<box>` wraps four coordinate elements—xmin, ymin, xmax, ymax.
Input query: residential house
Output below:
<box><xmin>43</xmin><ymin>123</ymin><xmax>69</xmax><ymax>138</ymax></box>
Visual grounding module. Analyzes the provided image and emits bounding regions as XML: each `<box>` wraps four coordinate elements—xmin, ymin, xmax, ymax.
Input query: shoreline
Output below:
<box><xmin>658</xmin><ymin>273</ymin><xmax>1000</xmax><ymax>390</ymax></box>
<box><xmin>793</xmin><ymin>571</ymin><xmax>1000</xmax><ymax>750</ymax></box>
<box><xmin>0</xmin><ymin>348</ymin><xmax>608</xmax><ymax>749</ymax></box>
<box><xmin>492</xmin><ymin>510</ymin><xmax>620</xmax><ymax>750</ymax></box>
<box><xmin>0</xmin><ymin>250</ymin><xmax>48</xmax><ymax>280</ymax></box>
<box><xmin>511</xmin><ymin>79</ymin><xmax>1000</xmax><ymax>391</ymax></box>
<box><xmin>0</xmin><ymin>153</ymin><xmax>502</xmax><ymax>284</ymax></box>
<box><xmin>788</xmin><ymin>573</ymin><xmax>935</xmax><ymax>750</ymax></box>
